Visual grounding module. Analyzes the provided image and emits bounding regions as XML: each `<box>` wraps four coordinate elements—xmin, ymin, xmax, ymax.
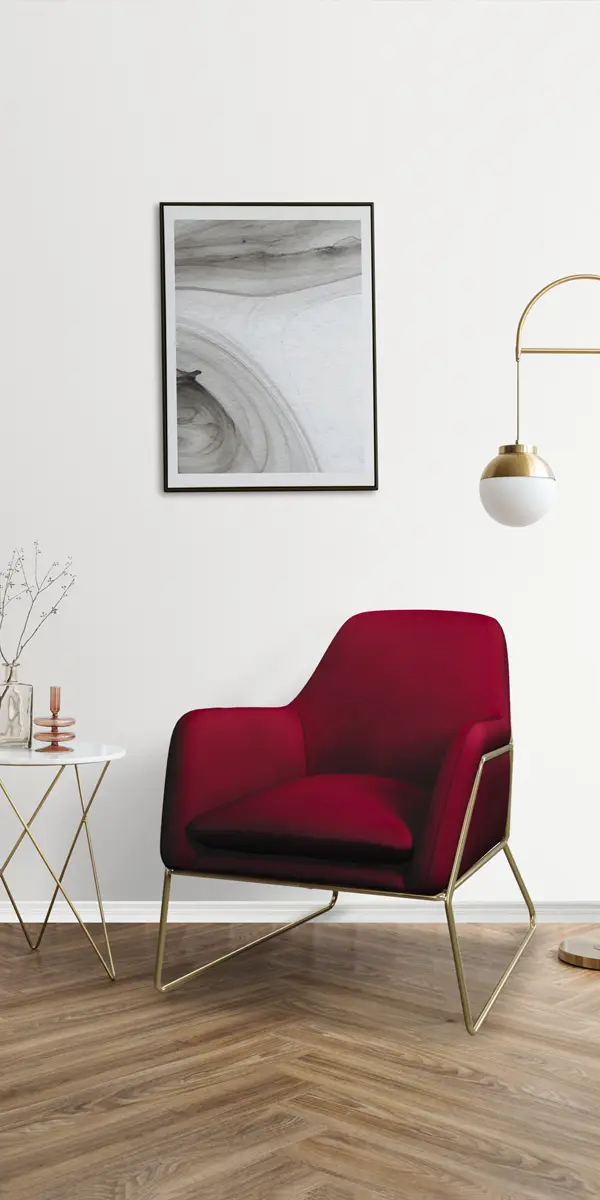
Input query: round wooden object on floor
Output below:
<box><xmin>558</xmin><ymin>935</ymin><xmax>600</xmax><ymax>969</ymax></box>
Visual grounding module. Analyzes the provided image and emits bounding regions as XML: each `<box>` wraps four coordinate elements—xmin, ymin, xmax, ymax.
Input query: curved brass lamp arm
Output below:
<box><xmin>515</xmin><ymin>274</ymin><xmax>600</xmax><ymax>360</ymax></box>
<box><xmin>513</xmin><ymin>274</ymin><xmax>600</xmax><ymax>443</ymax></box>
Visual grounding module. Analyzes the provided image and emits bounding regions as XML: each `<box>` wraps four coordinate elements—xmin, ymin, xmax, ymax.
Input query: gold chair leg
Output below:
<box><xmin>445</xmin><ymin>843</ymin><xmax>536</xmax><ymax>1035</ymax></box>
<box><xmin>154</xmin><ymin>869</ymin><xmax>339</xmax><ymax>994</ymax></box>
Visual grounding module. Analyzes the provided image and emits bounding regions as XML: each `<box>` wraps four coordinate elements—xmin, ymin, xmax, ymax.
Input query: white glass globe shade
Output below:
<box><xmin>480</xmin><ymin>444</ymin><xmax>556</xmax><ymax>527</ymax></box>
<box><xmin>479</xmin><ymin>476</ymin><xmax>556</xmax><ymax>527</ymax></box>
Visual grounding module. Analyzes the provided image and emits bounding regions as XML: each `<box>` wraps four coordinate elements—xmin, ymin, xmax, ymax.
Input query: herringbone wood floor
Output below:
<box><xmin>1</xmin><ymin>920</ymin><xmax>599</xmax><ymax>1199</ymax></box>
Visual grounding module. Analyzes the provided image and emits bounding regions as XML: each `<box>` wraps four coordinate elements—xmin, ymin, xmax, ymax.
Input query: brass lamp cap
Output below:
<box><xmin>481</xmin><ymin>444</ymin><xmax>555</xmax><ymax>481</ymax></box>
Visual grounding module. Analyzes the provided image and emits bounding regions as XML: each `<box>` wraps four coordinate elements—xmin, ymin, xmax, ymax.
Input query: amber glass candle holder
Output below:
<box><xmin>34</xmin><ymin>687</ymin><xmax>75</xmax><ymax>752</ymax></box>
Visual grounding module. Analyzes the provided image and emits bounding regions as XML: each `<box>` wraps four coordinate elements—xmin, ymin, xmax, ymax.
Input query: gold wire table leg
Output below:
<box><xmin>73</xmin><ymin>763</ymin><xmax>114</xmax><ymax>976</ymax></box>
<box><xmin>0</xmin><ymin>764</ymin><xmax>116</xmax><ymax>980</ymax></box>
<box><xmin>0</xmin><ymin>766</ymin><xmax>66</xmax><ymax>949</ymax></box>
<box><xmin>0</xmin><ymin>767</ymin><xmax>66</xmax><ymax>875</ymax></box>
<box><xmin>33</xmin><ymin>763</ymin><xmax>114</xmax><ymax>975</ymax></box>
<box><xmin>33</xmin><ymin>763</ymin><xmax>111</xmax><ymax>950</ymax></box>
<box><xmin>0</xmin><ymin>871</ymin><xmax>36</xmax><ymax>949</ymax></box>
<box><xmin>154</xmin><ymin>868</ymin><xmax>339</xmax><ymax>994</ymax></box>
<box><xmin>445</xmin><ymin>844</ymin><xmax>536</xmax><ymax>1035</ymax></box>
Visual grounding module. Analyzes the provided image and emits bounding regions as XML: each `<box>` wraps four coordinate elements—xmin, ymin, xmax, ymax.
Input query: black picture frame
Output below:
<box><xmin>160</xmin><ymin>202</ymin><xmax>378</xmax><ymax>492</ymax></box>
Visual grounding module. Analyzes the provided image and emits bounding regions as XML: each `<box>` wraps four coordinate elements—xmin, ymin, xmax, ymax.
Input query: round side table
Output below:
<box><xmin>0</xmin><ymin>742</ymin><xmax>125</xmax><ymax>980</ymax></box>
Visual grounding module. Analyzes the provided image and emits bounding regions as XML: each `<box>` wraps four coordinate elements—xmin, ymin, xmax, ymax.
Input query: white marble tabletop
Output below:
<box><xmin>0</xmin><ymin>742</ymin><xmax>126</xmax><ymax>767</ymax></box>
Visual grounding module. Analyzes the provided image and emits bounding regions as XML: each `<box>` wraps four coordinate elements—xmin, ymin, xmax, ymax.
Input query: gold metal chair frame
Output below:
<box><xmin>154</xmin><ymin>743</ymin><xmax>536</xmax><ymax>1034</ymax></box>
<box><xmin>0</xmin><ymin>761</ymin><xmax>115</xmax><ymax>979</ymax></box>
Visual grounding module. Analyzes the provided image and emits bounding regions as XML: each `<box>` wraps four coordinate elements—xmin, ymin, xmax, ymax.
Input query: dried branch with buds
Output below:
<box><xmin>0</xmin><ymin>543</ymin><xmax>75</xmax><ymax>673</ymax></box>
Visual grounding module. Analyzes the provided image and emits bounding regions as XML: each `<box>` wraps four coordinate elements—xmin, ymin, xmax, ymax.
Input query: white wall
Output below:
<box><xmin>1</xmin><ymin>0</ymin><xmax>600</xmax><ymax>915</ymax></box>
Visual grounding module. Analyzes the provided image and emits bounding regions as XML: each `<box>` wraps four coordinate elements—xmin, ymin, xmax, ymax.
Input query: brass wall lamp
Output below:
<box><xmin>480</xmin><ymin>274</ymin><xmax>600</xmax><ymax>526</ymax></box>
<box><xmin>481</xmin><ymin>273</ymin><xmax>600</xmax><ymax>971</ymax></box>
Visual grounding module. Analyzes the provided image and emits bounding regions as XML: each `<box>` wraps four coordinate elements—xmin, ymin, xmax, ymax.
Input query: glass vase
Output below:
<box><xmin>0</xmin><ymin>663</ymin><xmax>33</xmax><ymax>749</ymax></box>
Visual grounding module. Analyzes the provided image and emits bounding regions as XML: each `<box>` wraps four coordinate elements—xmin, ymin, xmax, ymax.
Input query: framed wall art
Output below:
<box><xmin>160</xmin><ymin>202</ymin><xmax>377</xmax><ymax>491</ymax></box>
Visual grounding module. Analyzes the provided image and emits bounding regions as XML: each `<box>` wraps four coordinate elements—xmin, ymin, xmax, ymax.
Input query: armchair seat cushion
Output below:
<box><xmin>186</xmin><ymin>773</ymin><xmax>425</xmax><ymax>864</ymax></box>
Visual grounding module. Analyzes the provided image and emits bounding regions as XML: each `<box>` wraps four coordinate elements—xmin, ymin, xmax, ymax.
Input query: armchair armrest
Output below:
<box><xmin>409</xmin><ymin>717</ymin><xmax>511</xmax><ymax>896</ymax></box>
<box><xmin>160</xmin><ymin>706</ymin><xmax>306</xmax><ymax>870</ymax></box>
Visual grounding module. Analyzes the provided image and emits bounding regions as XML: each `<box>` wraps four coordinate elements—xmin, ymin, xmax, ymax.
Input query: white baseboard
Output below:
<box><xmin>1</xmin><ymin>899</ymin><xmax>600</xmax><ymax>924</ymax></box>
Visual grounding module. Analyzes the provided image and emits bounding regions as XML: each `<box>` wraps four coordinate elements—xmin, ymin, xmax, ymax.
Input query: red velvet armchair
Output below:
<box><xmin>155</xmin><ymin>610</ymin><xmax>535</xmax><ymax>1033</ymax></box>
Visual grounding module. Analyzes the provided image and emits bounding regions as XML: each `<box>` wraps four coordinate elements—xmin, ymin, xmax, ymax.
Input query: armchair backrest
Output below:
<box><xmin>294</xmin><ymin>610</ymin><xmax>510</xmax><ymax>788</ymax></box>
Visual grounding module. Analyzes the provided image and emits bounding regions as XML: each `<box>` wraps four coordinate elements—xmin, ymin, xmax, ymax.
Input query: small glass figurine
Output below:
<box><xmin>34</xmin><ymin>687</ymin><xmax>75</xmax><ymax>752</ymax></box>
